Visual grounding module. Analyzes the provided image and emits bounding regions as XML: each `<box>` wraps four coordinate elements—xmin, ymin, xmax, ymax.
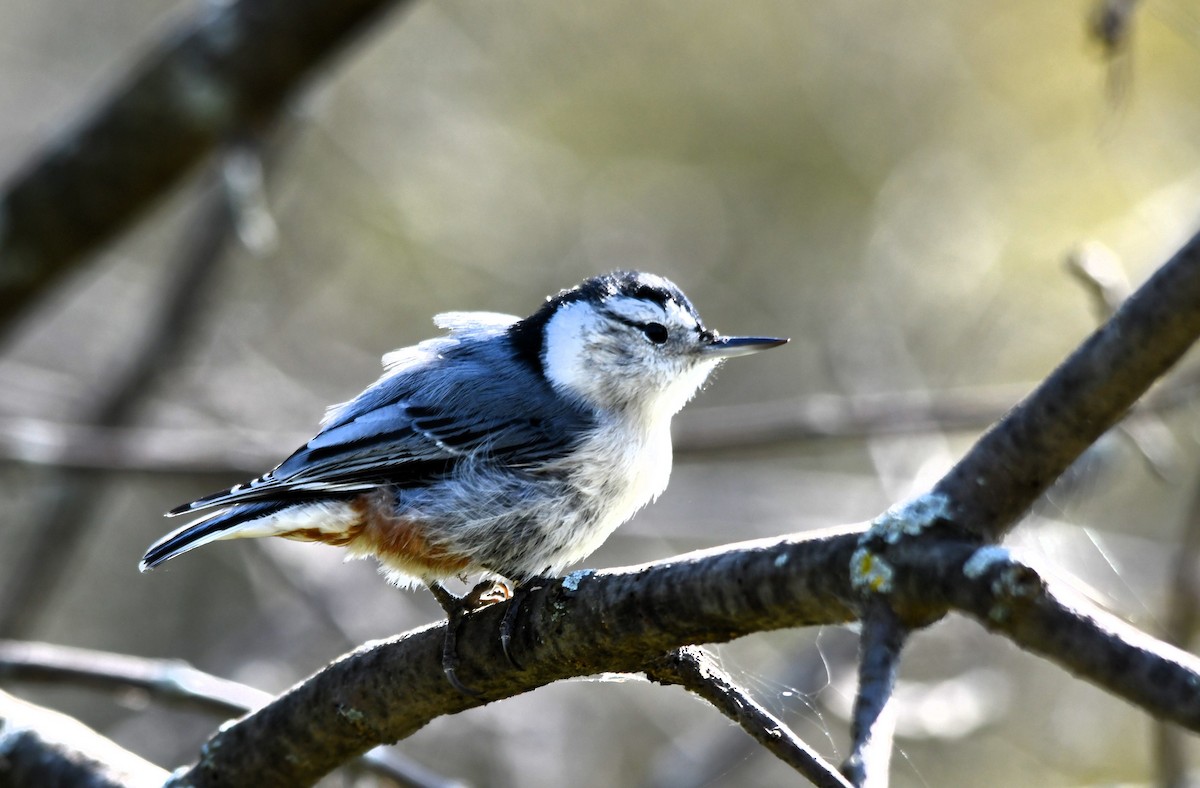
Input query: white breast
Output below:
<box><xmin>551</xmin><ymin>417</ymin><xmax>674</xmax><ymax>568</ymax></box>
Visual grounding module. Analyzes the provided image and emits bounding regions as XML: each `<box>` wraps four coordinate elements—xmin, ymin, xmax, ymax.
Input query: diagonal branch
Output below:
<box><xmin>163</xmin><ymin>525</ymin><xmax>1200</xmax><ymax>786</ymax></box>
<box><xmin>645</xmin><ymin>646</ymin><xmax>850</xmax><ymax>788</ymax></box>
<box><xmin>0</xmin><ymin>0</ymin><xmax>411</xmax><ymax>337</ymax></box>
<box><xmin>896</xmin><ymin>541</ymin><xmax>1200</xmax><ymax>731</ymax></box>
<box><xmin>169</xmin><ymin>529</ymin><xmax>865</xmax><ymax>787</ymax></box>
<box><xmin>932</xmin><ymin>224</ymin><xmax>1200</xmax><ymax>541</ymax></box>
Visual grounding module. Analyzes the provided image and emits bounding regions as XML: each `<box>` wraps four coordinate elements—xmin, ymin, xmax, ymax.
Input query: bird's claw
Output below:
<box><xmin>428</xmin><ymin>579</ymin><xmax>512</xmax><ymax>696</ymax></box>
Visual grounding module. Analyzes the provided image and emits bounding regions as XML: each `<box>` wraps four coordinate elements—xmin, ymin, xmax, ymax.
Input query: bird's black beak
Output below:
<box><xmin>700</xmin><ymin>334</ymin><xmax>789</xmax><ymax>358</ymax></box>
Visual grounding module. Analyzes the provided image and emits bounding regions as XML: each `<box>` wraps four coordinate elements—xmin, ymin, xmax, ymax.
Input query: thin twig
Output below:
<box><xmin>645</xmin><ymin>646</ymin><xmax>850</xmax><ymax>788</ymax></box>
<box><xmin>644</xmin><ymin>636</ymin><xmax>856</xmax><ymax>788</ymax></box>
<box><xmin>840</xmin><ymin>600</ymin><xmax>907</xmax><ymax>788</ymax></box>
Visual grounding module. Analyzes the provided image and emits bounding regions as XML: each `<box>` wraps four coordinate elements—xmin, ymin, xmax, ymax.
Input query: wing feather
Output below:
<box><xmin>171</xmin><ymin>325</ymin><xmax>594</xmax><ymax>515</ymax></box>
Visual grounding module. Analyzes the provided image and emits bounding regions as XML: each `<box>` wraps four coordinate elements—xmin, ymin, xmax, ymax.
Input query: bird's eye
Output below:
<box><xmin>641</xmin><ymin>322</ymin><xmax>669</xmax><ymax>344</ymax></box>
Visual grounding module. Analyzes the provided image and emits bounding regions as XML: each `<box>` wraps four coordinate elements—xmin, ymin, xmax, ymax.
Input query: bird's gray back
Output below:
<box><xmin>180</xmin><ymin>324</ymin><xmax>597</xmax><ymax>511</ymax></box>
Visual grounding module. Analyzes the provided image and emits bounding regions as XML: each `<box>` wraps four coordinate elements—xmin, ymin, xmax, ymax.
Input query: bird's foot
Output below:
<box><xmin>499</xmin><ymin>577</ymin><xmax>550</xmax><ymax>669</ymax></box>
<box><xmin>428</xmin><ymin>579</ymin><xmax>511</xmax><ymax>696</ymax></box>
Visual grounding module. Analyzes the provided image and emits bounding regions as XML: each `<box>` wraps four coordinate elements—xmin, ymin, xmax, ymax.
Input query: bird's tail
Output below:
<box><xmin>139</xmin><ymin>501</ymin><xmax>291</xmax><ymax>571</ymax></box>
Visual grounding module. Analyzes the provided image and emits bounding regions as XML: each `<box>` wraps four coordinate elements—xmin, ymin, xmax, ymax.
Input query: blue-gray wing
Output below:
<box><xmin>171</xmin><ymin>333</ymin><xmax>594</xmax><ymax>515</ymax></box>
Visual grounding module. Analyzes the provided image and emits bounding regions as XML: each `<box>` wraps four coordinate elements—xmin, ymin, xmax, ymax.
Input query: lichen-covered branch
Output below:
<box><xmin>905</xmin><ymin>542</ymin><xmax>1200</xmax><ymax>731</ymax></box>
<box><xmin>162</xmin><ymin>526</ymin><xmax>1200</xmax><ymax>786</ymax></box>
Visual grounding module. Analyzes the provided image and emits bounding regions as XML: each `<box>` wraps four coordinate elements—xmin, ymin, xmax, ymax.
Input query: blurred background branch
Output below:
<box><xmin>1</xmin><ymin>373</ymin><xmax>1197</xmax><ymax>475</ymax></box>
<box><xmin>0</xmin><ymin>0</ymin><xmax>408</xmax><ymax>339</ymax></box>
<box><xmin>0</xmin><ymin>640</ymin><xmax>463</xmax><ymax>788</ymax></box>
<box><xmin>0</xmin><ymin>688</ymin><xmax>168</xmax><ymax>788</ymax></box>
<box><xmin>0</xmin><ymin>135</ymin><xmax>274</xmax><ymax>638</ymax></box>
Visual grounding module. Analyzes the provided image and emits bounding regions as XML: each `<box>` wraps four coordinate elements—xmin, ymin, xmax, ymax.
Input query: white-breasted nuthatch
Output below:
<box><xmin>141</xmin><ymin>270</ymin><xmax>786</xmax><ymax>689</ymax></box>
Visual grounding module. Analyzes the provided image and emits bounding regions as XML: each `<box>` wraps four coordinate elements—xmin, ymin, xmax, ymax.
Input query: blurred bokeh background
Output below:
<box><xmin>3</xmin><ymin>0</ymin><xmax>1200</xmax><ymax>785</ymax></box>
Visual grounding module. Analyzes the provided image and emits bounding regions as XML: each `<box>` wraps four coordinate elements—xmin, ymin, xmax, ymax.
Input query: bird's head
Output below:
<box><xmin>509</xmin><ymin>271</ymin><xmax>787</xmax><ymax>420</ymax></box>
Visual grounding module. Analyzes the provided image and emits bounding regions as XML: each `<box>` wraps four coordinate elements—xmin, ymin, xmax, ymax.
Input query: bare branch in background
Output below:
<box><xmin>0</xmin><ymin>0</ymin><xmax>409</xmax><ymax>338</ymax></box>
<box><xmin>0</xmin><ymin>688</ymin><xmax>168</xmax><ymax>787</ymax></box>
<box><xmin>1087</xmin><ymin>0</ymin><xmax>1141</xmax><ymax>105</ymax></box>
<box><xmin>2</xmin><ymin>370</ymin><xmax>1197</xmax><ymax>475</ymax></box>
<box><xmin>1088</xmin><ymin>0</ymin><xmax>1141</xmax><ymax>59</ymax></box>
<box><xmin>0</xmin><ymin>142</ymin><xmax>250</xmax><ymax>638</ymax></box>
<box><xmin>0</xmin><ymin>640</ymin><xmax>466</xmax><ymax>788</ymax></box>
<box><xmin>0</xmin><ymin>639</ymin><xmax>271</xmax><ymax>717</ymax></box>
<box><xmin>1154</xmin><ymin>477</ymin><xmax>1200</xmax><ymax>786</ymax></box>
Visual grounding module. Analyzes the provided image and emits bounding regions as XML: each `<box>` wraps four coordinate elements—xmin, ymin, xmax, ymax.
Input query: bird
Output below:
<box><xmin>140</xmin><ymin>270</ymin><xmax>786</xmax><ymax>691</ymax></box>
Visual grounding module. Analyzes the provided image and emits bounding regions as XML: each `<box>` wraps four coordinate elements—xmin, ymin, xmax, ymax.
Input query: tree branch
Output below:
<box><xmin>167</xmin><ymin>529</ymin><xmax>863</xmax><ymax>786</ymax></box>
<box><xmin>840</xmin><ymin>601</ymin><xmax>907</xmax><ymax>788</ymax></box>
<box><xmin>0</xmin><ymin>640</ymin><xmax>271</xmax><ymax>718</ymax></box>
<box><xmin>0</xmin><ymin>688</ymin><xmax>168</xmax><ymax>787</ymax></box>
<box><xmin>0</xmin><ymin>640</ymin><xmax>465</xmax><ymax>788</ymax></box>
<box><xmin>154</xmin><ymin>524</ymin><xmax>1200</xmax><ymax>786</ymax></box>
<box><xmin>932</xmin><ymin>224</ymin><xmax>1200</xmax><ymax>541</ymax></box>
<box><xmin>900</xmin><ymin>541</ymin><xmax>1200</xmax><ymax>732</ymax></box>
<box><xmin>0</xmin><ymin>0</ymin><xmax>409</xmax><ymax>337</ymax></box>
<box><xmin>645</xmin><ymin>646</ymin><xmax>850</xmax><ymax>788</ymax></box>
<box><xmin>159</xmin><ymin>221</ymin><xmax>1200</xmax><ymax>785</ymax></box>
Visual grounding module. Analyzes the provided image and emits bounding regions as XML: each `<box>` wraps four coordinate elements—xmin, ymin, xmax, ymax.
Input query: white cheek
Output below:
<box><xmin>543</xmin><ymin>301</ymin><xmax>604</xmax><ymax>401</ymax></box>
